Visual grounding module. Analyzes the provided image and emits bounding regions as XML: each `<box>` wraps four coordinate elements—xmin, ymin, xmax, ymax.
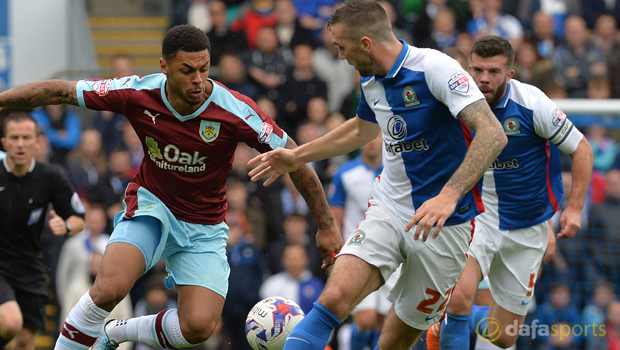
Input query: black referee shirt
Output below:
<box><xmin>0</xmin><ymin>158</ymin><xmax>84</xmax><ymax>292</ymax></box>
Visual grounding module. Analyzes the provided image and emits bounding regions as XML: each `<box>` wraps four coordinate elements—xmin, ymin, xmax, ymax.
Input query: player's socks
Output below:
<box><xmin>439</xmin><ymin>312</ymin><xmax>470</xmax><ymax>350</ymax></box>
<box><xmin>468</xmin><ymin>305</ymin><xmax>490</xmax><ymax>337</ymax></box>
<box><xmin>350</xmin><ymin>326</ymin><xmax>373</xmax><ymax>350</ymax></box>
<box><xmin>282</xmin><ymin>301</ymin><xmax>341</xmax><ymax>350</ymax></box>
<box><xmin>55</xmin><ymin>292</ymin><xmax>110</xmax><ymax>350</ymax></box>
<box><xmin>106</xmin><ymin>309</ymin><xmax>192</xmax><ymax>348</ymax></box>
<box><xmin>371</xmin><ymin>329</ymin><xmax>381</xmax><ymax>349</ymax></box>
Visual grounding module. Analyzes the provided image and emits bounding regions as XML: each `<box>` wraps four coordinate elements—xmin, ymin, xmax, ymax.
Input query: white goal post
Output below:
<box><xmin>554</xmin><ymin>99</ymin><xmax>620</xmax><ymax>115</ymax></box>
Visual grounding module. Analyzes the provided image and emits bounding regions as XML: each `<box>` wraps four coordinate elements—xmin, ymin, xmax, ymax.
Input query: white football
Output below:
<box><xmin>245</xmin><ymin>296</ymin><xmax>305</xmax><ymax>350</ymax></box>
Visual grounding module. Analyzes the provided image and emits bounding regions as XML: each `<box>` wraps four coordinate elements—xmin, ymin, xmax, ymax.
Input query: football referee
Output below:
<box><xmin>0</xmin><ymin>111</ymin><xmax>85</xmax><ymax>349</ymax></box>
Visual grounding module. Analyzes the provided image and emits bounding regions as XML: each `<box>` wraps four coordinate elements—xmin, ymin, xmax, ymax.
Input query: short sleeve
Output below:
<box><xmin>423</xmin><ymin>52</ymin><xmax>485</xmax><ymax>118</ymax></box>
<box><xmin>531</xmin><ymin>88</ymin><xmax>583</xmax><ymax>154</ymax></box>
<box><xmin>356</xmin><ymin>79</ymin><xmax>378</xmax><ymax>123</ymax></box>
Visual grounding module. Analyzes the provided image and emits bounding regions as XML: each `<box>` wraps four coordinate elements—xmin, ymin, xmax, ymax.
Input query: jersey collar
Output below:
<box><xmin>493</xmin><ymin>80</ymin><xmax>512</xmax><ymax>110</ymax></box>
<box><xmin>3</xmin><ymin>157</ymin><xmax>36</xmax><ymax>173</ymax></box>
<box><xmin>383</xmin><ymin>40</ymin><xmax>410</xmax><ymax>79</ymax></box>
<box><xmin>160</xmin><ymin>77</ymin><xmax>217</xmax><ymax>122</ymax></box>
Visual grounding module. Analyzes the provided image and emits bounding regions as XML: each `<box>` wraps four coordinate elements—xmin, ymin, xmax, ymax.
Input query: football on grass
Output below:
<box><xmin>245</xmin><ymin>296</ymin><xmax>305</xmax><ymax>350</ymax></box>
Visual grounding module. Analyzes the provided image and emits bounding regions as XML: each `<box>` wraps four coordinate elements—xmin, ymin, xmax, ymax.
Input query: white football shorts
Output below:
<box><xmin>467</xmin><ymin>214</ymin><xmax>548</xmax><ymax>316</ymax></box>
<box><xmin>338</xmin><ymin>198</ymin><xmax>474</xmax><ymax>330</ymax></box>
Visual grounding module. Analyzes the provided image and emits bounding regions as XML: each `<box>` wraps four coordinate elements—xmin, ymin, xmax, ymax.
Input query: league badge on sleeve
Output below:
<box><xmin>553</xmin><ymin>109</ymin><xmax>566</xmax><ymax>127</ymax></box>
<box><xmin>258</xmin><ymin>122</ymin><xmax>273</xmax><ymax>144</ymax></box>
<box><xmin>92</xmin><ymin>80</ymin><xmax>113</xmax><ymax>96</ymax></box>
<box><xmin>448</xmin><ymin>73</ymin><xmax>470</xmax><ymax>93</ymax></box>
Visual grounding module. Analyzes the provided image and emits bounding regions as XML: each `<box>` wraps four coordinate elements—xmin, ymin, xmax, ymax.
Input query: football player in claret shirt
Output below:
<box><xmin>0</xmin><ymin>24</ymin><xmax>342</xmax><ymax>350</ymax></box>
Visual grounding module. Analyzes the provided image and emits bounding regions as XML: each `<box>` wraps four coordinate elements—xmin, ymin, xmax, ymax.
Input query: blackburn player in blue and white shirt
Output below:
<box><xmin>429</xmin><ymin>36</ymin><xmax>594</xmax><ymax>350</ymax></box>
<box><xmin>248</xmin><ymin>1</ymin><xmax>508</xmax><ymax>349</ymax></box>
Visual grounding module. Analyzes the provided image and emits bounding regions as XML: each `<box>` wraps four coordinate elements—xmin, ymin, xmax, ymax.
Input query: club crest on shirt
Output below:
<box><xmin>199</xmin><ymin>121</ymin><xmax>221</xmax><ymax>143</ymax></box>
<box><xmin>348</xmin><ymin>231</ymin><xmax>366</xmax><ymax>246</ymax></box>
<box><xmin>503</xmin><ymin>117</ymin><xmax>521</xmax><ymax>135</ymax></box>
<box><xmin>448</xmin><ymin>73</ymin><xmax>470</xmax><ymax>93</ymax></box>
<box><xmin>402</xmin><ymin>86</ymin><xmax>420</xmax><ymax>107</ymax></box>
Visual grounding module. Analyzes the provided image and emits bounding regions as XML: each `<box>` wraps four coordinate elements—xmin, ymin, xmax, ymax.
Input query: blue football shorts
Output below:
<box><xmin>109</xmin><ymin>186</ymin><xmax>230</xmax><ymax>297</ymax></box>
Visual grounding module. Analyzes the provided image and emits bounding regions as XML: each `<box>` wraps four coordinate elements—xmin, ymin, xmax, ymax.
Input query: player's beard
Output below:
<box><xmin>487</xmin><ymin>77</ymin><xmax>509</xmax><ymax>109</ymax></box>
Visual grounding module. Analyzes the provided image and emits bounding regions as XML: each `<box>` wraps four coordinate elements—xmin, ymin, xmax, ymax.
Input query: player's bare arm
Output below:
<box><xmin>285</xmin><ymin>137</ymin><xmax>344</xmax><ymax>268</ymax></box>
<box><xmin>0</xmin><ymin>80</ymin><xmax>79</xmax><ymax>108</ymax></box>
<box><xmin>558</xmin><ymin>137</ymin><xmax>593</xmax><ymax>239</ymax></box>
<box><xmin>409</xmin><ymin>99</ymin><xmax>507</xmax><ymax>241</ymax></box>
<box><xmin>248</xmin><ymin>117</ymin><xmax>380</xmax><ymax>185</ymax></box>
<box><xmin>543</xmin><ymin>219</ymin><xmax>556</xmax><ymax>263</ymax></box>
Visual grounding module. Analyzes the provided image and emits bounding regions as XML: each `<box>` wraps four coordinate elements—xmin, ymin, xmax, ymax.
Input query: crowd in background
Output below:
<box><xmin>8</xmin><ymin>0</ymin><xmax>620</xmax><ymax>349</ymax></box>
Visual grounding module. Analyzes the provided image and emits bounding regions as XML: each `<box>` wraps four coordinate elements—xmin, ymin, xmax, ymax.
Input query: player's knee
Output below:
<box><xmin>318</xmin><ymin>285</ymin><xmax>356</xmax><ymax>318</ymax></box>
<box><xmin>0</xmin><ymin>315</ymin><xmax>23</xmax><ymax>339</ymax></box>
<box><xmin>447</xmin><ymin>288</ymin><xmax>475</xmax><ymax>314</ymax></box>
<box><xmin>179</xmin><ymin>316</ymin><xmax>217</xmax><ymax>344</ymax></box>
<box><xmin>89</xmin><ymin>284</ymin><xmax>126</xmax><ymax>311</ymax></box>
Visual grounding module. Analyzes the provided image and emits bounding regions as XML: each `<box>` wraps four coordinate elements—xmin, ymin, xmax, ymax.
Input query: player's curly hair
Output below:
<box><xmin>162</xmin><ymin>24</ymin><xmax>211</xmax><ymax>60</ymax></box>
<box><xmin>471</xmin><ymin>35</ymin><xmax>515</xmax><ymax>70</ymax></box>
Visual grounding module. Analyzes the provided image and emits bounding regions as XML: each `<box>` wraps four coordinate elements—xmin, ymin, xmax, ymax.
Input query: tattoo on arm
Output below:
<box><xmin>446</xmin><ymin>99</ymin><xmax>507</xmax><ymax>196</ymax></box>
<box><xmin>0</xmin><ymin>80</ymin><xmax>78</xmax><ymax>108</ymax></box>
<box><xmin>290</xmin><ymin>165</ymin><xmax>335</xmax><ymax>230</ymax></box>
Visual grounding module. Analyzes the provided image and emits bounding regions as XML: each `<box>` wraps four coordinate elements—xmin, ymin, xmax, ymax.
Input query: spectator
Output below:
<box><xmin>583</xmin><ymin>0</ymin><xmax>620</xmax><ymax>29</ymax></box>
<box><xmin>530</xmin><ymin>11</ymin><xmax>562</xmax><ymax>59</ymax></box>
<box><xmin>592</xmin><ymin>14</ymin><xmax>619</xmax><ymax>58</ymax></box>
<box><xmin>455</xmin><ymin>31</ymin><xmax>475</xmax><ymax>58</ymax></box>
<box><xmin>230</xmin><ymin>0</ymin><xmax>278</xmax><ymax>49</ymax></box>
<box><xmin>513</xmin><ymin>39</ymin><xmax>554</xmax><ymax>89</ymax></box>
<box><xmin>226</xmin><ymin>177</ymin><xmax>267</xmax><ymax>249</ymax></box>
<box><xmin>243</xmin><ymin>26</ymin><xmax>294</xmax><ymax>99</ymax></box>
<box><xmin>89</xmin><ymin>149</ymin><xmax>133</xmax><ymax>226</ymax></box>
<box><xmin>65</xmin><ymin>129</ymin><xmax>108</xmax><ymax>200</ymax></box>
<box><xmin>306</xmin><ymin>96</ymin><xmax>330</xmax><ymax>127</ymax></box>
<box><xmin>121</xmin><ymin>121</ymin><xmax>143</xmax><ymax>173</ymax></box>
<box><xmin>467</xmin><ymin>0</ymin><xmax>524</xmax><ymax>49</ymax></box>
<box><xmin>187</xmin><ymin>0</ymin><xmax>212</xmax><ymax>33</ymax></box>
<box><xmin>266</xmin><ymin>213</ymin><xmax>322</xmax><ymax>279</ymax></box>
<box><xmin>516</xmin><ymin>0</ymin><xmax>581</xmax><ymax>40</ymax></box>
<box><xmin>206</xmin><ymin>0</ymin><xmax>248</xmax><ymax>69</ymax></box>
<box><xmin>605</xmin><ymin>300</ymin><xmax>620</xmax><ymax>349</ymax></box>
<box><xmin>443</xmin><ymin>46</ymin><xmax>470</xmax><ymax>70</ymax></box>
<box><xmin>273</xmin><ymin>0</ymin><xmax>317</xmax><ymax>49</ymax></box>
<box><xmin>586</xmin><ymin>123</ymin><xmax>617</xmax><ymax>172</ymax></box>
<box><xmin>587</xmin><ymin>169</ymin><xmax>620</xmax><ymax>296</ymax></box>
<box><xmin>418</xmin><ymin>7</ymin><xmax>459</xmax><ymax>50</ymax></box>
<box><xmin>378</xmin><ymin>1</ymin><xmax>413</xmax><ymax>44</ymax></box>
<box><xmin>312</xmin><ymin>26</ymin><xmax>356</xmax><ymax>113</ymax></box>
<box><xmin>553</xmin><ymin>15</ymin><xmax>608</xmax><ymax>98</ymax></box>
<box><xmin>276</xmin><ymin>43</ymin><xmax>327</xmax><ymax>135</ymax></box>
<box><xmin>293</xmin><ymin>0</ymin><xmax>337</xmax><ymax>33</ymax></box>
<box><xmin>582</xmin><ymin>282</ymin><xmax>615</xmax><ymax>350</ymax></box>
<box><xmin>217</xmin><ymin>52</ymin><xmax>261</xmax><ymax>101</ymax></box>
<box><xmin>133</xmin><ymin>276</ymin><xmax>178</xmax><ymax>350</ymax></box>
<box><xmin>222</xmin><ymin>210</ymin><xmax>268</xmax><ymax>350</ymax></box>
<box><xmin>259</xmin><ymin>243</ymin><xmax>324</xmax><ymax>314</ymax></box>
<box><xmin>56</xmin><ymin>204</ymin><xmax>110</xmax><ymax>299</ymax></box>
<box><xmin>31</xmin><ymin>105</ymin><xmax>82</xmax><ymax>165</ymax></box>
<box><xmin>110</xmin><ymin>54</ymin><xmax>135</xmax><ymax>78</ymax></box>
<box><xmin>535</xmin><ymin>284</ymin><xmax>583</xmax><ymax>347</ymax></box>
<box><xmin>92</xmin><ymin>110</ymin><xmax>127</xmax><ymax>157</ymax></box>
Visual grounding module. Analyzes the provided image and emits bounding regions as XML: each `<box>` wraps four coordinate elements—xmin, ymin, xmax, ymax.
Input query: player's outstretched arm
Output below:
<box><xmin>559</xmin><ymin>137</ymin><xmax>593</xmax><ymax>239</ymax></box>
<box><xmin>408</xmin><ymin>99</ymin><xmax>507</xmax><ymax>241</ymax></box>
<box><xmin>0</xmin><ymin>80</ymin><xmax>79</xmax><ymax>108</ymax></box>
<box><xmin>248</xmin><ymin>117</ymin><xmax>380</xmax><ymax>185</ymax></box>
<box><xmin>285</xmin><ymin>137</ymin><xmax>343</xmax><ymax>268</ymax></box>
